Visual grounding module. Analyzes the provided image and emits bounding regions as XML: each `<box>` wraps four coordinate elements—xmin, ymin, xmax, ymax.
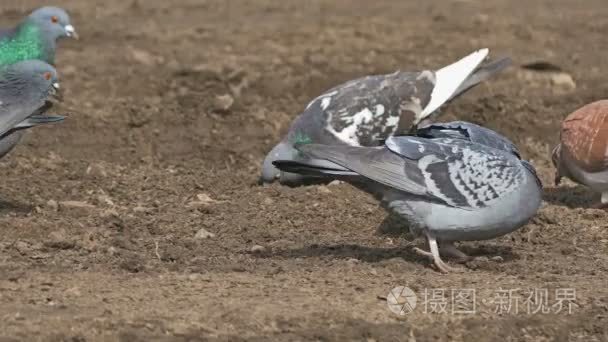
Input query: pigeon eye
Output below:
<box><xmin>43</xmin><ymin>72</ymin><xmax>52</xmax><ymax>80</ymax></box>
<box><xmin>51</xmin><ymin>16</ymin><xmax>58</xmax><ymax>23</ymax></box>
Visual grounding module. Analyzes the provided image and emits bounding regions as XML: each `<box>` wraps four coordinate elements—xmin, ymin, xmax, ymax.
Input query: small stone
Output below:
<box><xmin>133</xmin><ymin>206</ymin><xmax>154</xmax><ymax>213</ymax></box>
<box><xmin>317</xmin><ymin>186</ymin><xmax>331</xmax><ymax>194</ymax></box>
<box><xmin>129</xmin><ymin>47</ymin><xmax>164</xmax><ymax>66</ymax></box>
<box><xmin>194</xmin><ymin>228</ymin><xmax>216</xmax><ymax>239</ymax></box>
<box><xmin>251</xmin><ymin>245</ymin><xmax>266</xmax><ymax>253</ymax></box>
<box><xmin>46</xmin><ymin>200</ymin><xmax>58</xmax><ymax>211</ymax></box>
<box><xmin>328</xmin><ymin>180</ymin><xmax>344</xmax><ymax>186</ymax></box>
<box><xmin>491</xmin><ymin>256</ymin><xmax>504</xmax><ymax>262</ymax></box>
<box><xmin>44</xmin><ymin>230</ymin><xmax>76</xmax><ymax>250</ymax></box>
<box><xmin>263</xmin><ymin>197</ymin><xmax>274</xmax><ymax>205</ymax></box>
<box><xmin>213</xmin><ymin>94</ymin><xmax>234</xmax><ymax>113</ymax></box>
<box><xmin>86</xmin><ymin>163</ymin><xmax>108</xmax><ymax>178</ymax></box>
<box><xmin>188</xmin><ymin>193</ymin><xmax>223</xmax><ymax>208</ymax></box>
<box><xmin>551</xmin><ymin>72</ymin><xmax>576</xmax><ymax>90</ymax></box>
<box><xmin>346</xmin><ymin>257</ymin><xmax>360</xmax><ymax>264</ymax></box>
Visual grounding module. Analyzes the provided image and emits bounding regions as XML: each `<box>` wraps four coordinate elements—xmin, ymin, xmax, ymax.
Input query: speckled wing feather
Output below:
<box><xmin>298</xmin><ymin>137</ymin><xmax>526</xmax><ymax>209</ymax></box>
<box><xmin>301</xmin><ymin>71</ymin><xmax>434</xmax><ymax>147</ymax></box>
<box><xmin>384</xmin><ymin>136</ymin><xmax>526</xmax><ymax>209</ymax></box>
<box><xmin>560</xmin><ymin>100</ymin><xmax>608</xmax><ymax>172</ymax></box>
<box><xmin>416</xmin><ymin>121</ymin><xmax>520</xmax><ymax>156</ymax></box>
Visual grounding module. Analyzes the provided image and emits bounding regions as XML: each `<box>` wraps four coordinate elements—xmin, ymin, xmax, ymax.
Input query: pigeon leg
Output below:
<box><xmin>428</xmin><ymin>237</ymin><xmax>463</xmax><ymax>273</ymax></box>
<box><xmin>592</xmin><ymin>192</ymin><xmax>608</xmax><ymax>209</ymax></box>
<box><xmin>413</xmin><ymin>241</ymin><xmax>470</xmax><ymax>263</ymax></box>
<box><xmin>413</xmin><ymin>235</ymin><xmax>463</xmax><ymax>273</ymax></box>
<box><xmin>439</xmin><ymin>242</ymin><xmax>472</xmax><ymax>263</ymax></box>
<box><xmin>413</xmin><ymin>247</ymin><xmax>433</xmax><ymax>258</ymax></box>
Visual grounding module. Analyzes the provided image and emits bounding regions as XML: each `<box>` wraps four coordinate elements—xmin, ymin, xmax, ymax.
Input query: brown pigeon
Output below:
<box><xmin>552</xmin><ymin>100</ymin><xmax>608</xmax><ymax>207</ymax></box>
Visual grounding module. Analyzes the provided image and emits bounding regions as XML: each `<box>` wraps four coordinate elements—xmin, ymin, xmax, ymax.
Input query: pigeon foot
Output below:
<box><xmin>440</xmin><ymin>242</ymin><xmax>472</xmax><ymax>263</ymax></box>
<box><xmin>414</xmin><ymin>236</ymin><xmax>464</xmax><ymax>273</ymax></box>
<box><xmin>413</xmin><ymin>242</ymin><xmax>471</xmax><ymax>264</ymax></box>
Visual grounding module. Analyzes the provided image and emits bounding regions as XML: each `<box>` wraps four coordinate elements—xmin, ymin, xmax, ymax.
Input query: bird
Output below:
<box><xmin>261</xmin><ymin>48</ymin><xmax>512</xmax><ymax>186</ymax></box>
<box><xmin>0</xmin><ymin>6</ymin><xmax>77</xmax><ymax>67</ymax></box>
<box><xmin>552</xmin><ymin>100</ymin><xmax>608</xmax><ymax>208</ymax></box>
<box><xmin>273</xmin><ymin>121</ymin><xmax>542</xmax><ymax>272</ymax></box>
<box><xmin>0</xmin><ymin>60</ymin><xmax>65</xmax><ymax>159</ymax></box>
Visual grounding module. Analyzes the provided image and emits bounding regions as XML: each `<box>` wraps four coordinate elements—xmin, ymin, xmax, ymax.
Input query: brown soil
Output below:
<box><xmin>1</xmin><ymin>0</ymin><xmax>607</xmax><ymax>341</ymax></box>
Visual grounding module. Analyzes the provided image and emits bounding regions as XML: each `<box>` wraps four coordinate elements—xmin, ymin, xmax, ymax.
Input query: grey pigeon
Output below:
<box><xmin>273</xmin><ymin>121</ymin><xmax>542</xmax><ymax>272</ymax></box>
<box><xmin>0</xmin><ymin>6</ymin><xmax>77</xmax><ymax>67</ymax></box>
<box><xmin>0</xmin><ymin>60</ymin><xmax>64</xmax><ymax>159</ymax></box>
<box><xmin>261</xmin><ymin>49</ymin><xmax>511</xmax><ymax>185</ymax></box>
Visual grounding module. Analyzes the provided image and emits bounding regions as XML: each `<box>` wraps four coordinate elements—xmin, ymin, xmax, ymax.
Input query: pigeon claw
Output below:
<box><xmin>554</xmin><ymin>173</ymin><xmax>562</xmax><ymax>186</ymax></box>
<box><xmin>414</xmin><ymin>236</ymin><xmax>465</xmax><ymax>273</ymax></box>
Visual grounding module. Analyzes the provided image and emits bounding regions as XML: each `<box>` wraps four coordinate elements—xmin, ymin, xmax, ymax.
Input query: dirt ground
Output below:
<box><xmin>0</xmin><ymin>0</ymin><xmax>607</xmax><ymax>341</ymax></box>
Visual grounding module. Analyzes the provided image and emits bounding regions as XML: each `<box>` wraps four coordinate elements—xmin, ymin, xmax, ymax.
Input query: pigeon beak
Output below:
<box><xmin>65</xmin><ymin>25</ymin><xmax>78</xmax><ymax>39</ymax></box>
<box><xmin>51</xmin><ymin>83</ymin><xmax>63</xmax><ymax>101</ymax></box>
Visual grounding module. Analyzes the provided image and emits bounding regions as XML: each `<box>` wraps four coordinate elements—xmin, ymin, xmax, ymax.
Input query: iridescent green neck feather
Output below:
<box><xmin>0</xmin><ymin>22</ymin><xmax>46</xmax><ymax>66</ymax></box>
<box><xmin>293</xmin><ymin>132</ymin><xmax>312</xmax><ymax>146</ymax></box>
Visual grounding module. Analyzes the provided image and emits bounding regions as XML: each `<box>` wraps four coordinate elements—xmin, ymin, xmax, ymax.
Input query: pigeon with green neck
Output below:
<box><xmin>0</xmin><ymin>60</ymin><xmax>65</xmax><ymax>158</ymax></box>
<box><xmin>260</xmin><ymin>49</ymin><xmax>511</xmax><ymax>186</ymax></box>
<box><xmin>0</xmin><ymin>6</ymin><xmax>77</xmax><ymax>66</ymax></box>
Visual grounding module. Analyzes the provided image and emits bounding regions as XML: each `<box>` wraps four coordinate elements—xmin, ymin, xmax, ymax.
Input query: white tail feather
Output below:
<box><xmin>415</xmin><ymin>48</ymin><xmax>489</xmax><ymax>124</ymax></box>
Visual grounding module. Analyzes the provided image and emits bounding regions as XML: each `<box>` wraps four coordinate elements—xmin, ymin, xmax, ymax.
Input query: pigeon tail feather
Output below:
<box><xmin>450</xmin><ymin>56</ymin><xmax>512</xmax><ymax>101</ymax></box>
<box><xmin>272</xmin><ymin>159</ymin><xmax>359</xmax><ymax>179</ymax></box>
<box><xmin>416</xmin><ymin>48</ymin><xmax>489</xmax><ymax>124</ymax></box>
<box><xmin>9</xmin><ymin>114</ymin><xmax>64</xmax><ymax>130</ymax></box>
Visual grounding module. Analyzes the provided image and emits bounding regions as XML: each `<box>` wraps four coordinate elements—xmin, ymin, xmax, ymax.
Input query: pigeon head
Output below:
<box><xmin>0</xmin><ymin>60</ymin><xmax>59</xmax><ymax>102</ymax></box>
<box><xmin>27</xmin><ymin>6</ymin><xmax>78</xmax><ymax>41</ymax></box>
<box><xmin>260</xmin><ymin>141</ymin><xmax>300</xmax><ymax>184</ymax></box>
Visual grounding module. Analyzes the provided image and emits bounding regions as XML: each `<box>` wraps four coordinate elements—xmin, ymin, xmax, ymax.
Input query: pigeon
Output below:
<box><xmin>552</xmin><ymin>100</ymin><xmax>608</xmax><ymax>208</ymax></box>
<box><xmin>0</xmin><ymin>7</ymin><xmax>77</xmax><ymax>66</ymax></box>
<box><xmin>0</xmin><ymin>60</ymin><xmax>64</xmax><ymax>159</ymax></box>
<box><xmin>261</xmin><ymin>48</ymin><xmax>512</xmax><ymax>185</ymax></box>
<box><xmin>273</xmin><ymin>121</ymin><xmax>542</xmax><ymax>272</ymax></box>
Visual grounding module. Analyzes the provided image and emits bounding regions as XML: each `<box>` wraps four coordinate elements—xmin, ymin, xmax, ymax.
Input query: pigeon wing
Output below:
<box><xmin>385</xmin><ymin>136</ymin><xmax>527</xmax><ymax>209</ymax></box>
<box><xmin>416</xmin><ymin>121</ymin><xmax>521</xmax><ymax>156</ymax></box>
<box><xmin>299</xmin><ymin>71</ymin><xmax>434</xmax><ymax>147</ymax></box>
<box><xmin>0</xmin><ymin>87</ymin><xmax>47</xmax><ymax>137</ymax></box>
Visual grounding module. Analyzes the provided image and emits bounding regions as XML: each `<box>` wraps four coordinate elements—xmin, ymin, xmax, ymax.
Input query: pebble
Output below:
<box><xmin>328</xmin><ymin>180</ymin><xmax>344</xmax><ymax>186</ymax></box>
<box><xmin>551</xmin><ymin>72</ymin><xmax>576</xmax><ymax>90</ymax></box>
<box><xmin>46</xmin><ymin>199</ymin><xmax>58</xmax><ymax>211</ymax></box>
<box><xmin>317</xmin><ymin>186</ymin><xmax>331</xmax><ymax>194</ymax></box>
<box><xmin>194</xmin><ymin>228</ymin><xmax>216</xmax><ymax>239</ymax></box>
<box><xmin>251</xmin><ymin>245</ymin><xmax>266</xmax><ymax>253</ymax></box>
<box><xmin>213</xmin><ymin>94</ymin><xmax>234</xmax><ymax>113</ymax></box>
